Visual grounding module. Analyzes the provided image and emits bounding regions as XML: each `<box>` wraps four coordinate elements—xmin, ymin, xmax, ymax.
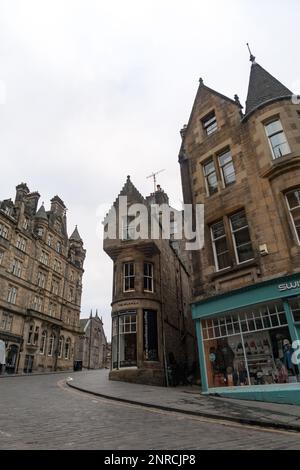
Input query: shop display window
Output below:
<box><xmin>112</xmin><ymin>311</ymin><xmax>137</xmax><ymax>369</ymax></box>
<box><xmin>202</xmin><ymin>302</ymin><xmax>299</xmax><ymax>388</ymax></box>
<box><xmin>290</xmin><ymin>298</ymin><xmax>300</xmax><ymax>322</ymax></box>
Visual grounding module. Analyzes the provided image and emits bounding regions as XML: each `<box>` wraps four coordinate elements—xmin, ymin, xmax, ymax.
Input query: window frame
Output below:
<box><xmin>16</xmin><ymin>235</ymin><xmax>27</xmax><ymax>252</ymax></box>
<box><xmin>11</xmin><ymin>258</ymin><xmax>22</xmax><ymax>278</ymax></box>
<box><xmin>202</xmin><ymin>111</ymin><xmax>218</xmax><ymax>136</ymax></box>
<box><xmin>27</xmin><ymin>324</ymin><xmax>34</xmax><ymax>345</ymax></box>
<box><xmin>112</xmin><ymin>311</ymin><xmax>137</xmax><ymax>369</ymax></box>
<box><xmin>203</xmin><ymin>159</ymin><xmax>218</xmax><ymax>196</ymax></box>
<box><xmin>210</xmin><ymin>220</ymin><xmax>231</xmax><ymax>272</ymax></box>
<box><xmin>40</xmin><ymin>331</ymin><xmax>47</xmax><ymax>355</ymax></box>
<box><xmin>48</xmin><ymin>334</ymin><xmax>55</xmax><ymax>356</ymax></box>
<box><xmin>229</xmin><ymin>210</ymin><xmax>254</xmax><ymax>265</ymax></box>
<box><xmin>0</xmin><ymin>223</ymin><xmax>9</xmax><ymax>239</ymax></box>
<box><xmin>143</xmin><ymin>262</ymin><xmax>154</xmax><ymax>292</ymax></box>
<box><xmin>7</xmin><ymin>286</ymin><xmax>17</xmax><ymax>304</ymax></box>
<box><xmin>286</xmin><ymin>188</ymin><xmax>300</xmax><ymax>245</ymax></box>
<box><xmin>218</xmin><ymin>149</ymin><xmax>236</xmax><ymax>188</ymax></box>
<box><xmin>0</xmin><ymin>311</ymin><xmax>13</xmax><ymax>332</ymax></box>
<box><xmin>64</xmin><ymin>338</ymin><xmax>71</xmax><ymax>360</ymax></box>
<box><xmin>58</xmin><ymin>336</ymin><xmax>64</xmax><ymax>358</ymax></box>
<box><xmin>123</xmin><ymin>262</ymin><xmax>135</xmax><ymax>292</ymax></box>
<box><xmin>264</xmin><ymin>118</ymin><xmax>291</xmax><ymax>160</ymax></box>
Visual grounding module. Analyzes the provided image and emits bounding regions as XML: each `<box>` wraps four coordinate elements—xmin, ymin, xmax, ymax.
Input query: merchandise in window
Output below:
<box><xmin>202</xmin><ymin>302</ymin><xmax>299</xmax><ymax>388</ymax></box>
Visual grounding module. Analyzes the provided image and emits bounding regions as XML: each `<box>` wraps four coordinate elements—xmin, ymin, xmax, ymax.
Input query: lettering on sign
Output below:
<box><xmin>278</xmin><ymin>281</ymin><xmax>300</xmax><ymax>292</ymax></box>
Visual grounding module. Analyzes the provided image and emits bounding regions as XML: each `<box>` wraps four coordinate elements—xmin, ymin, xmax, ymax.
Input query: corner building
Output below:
<box><xmin>0</xmin><ymin>183</ymin><xmax>86</xmax><ymax>374</ymax></box>
<box><xmin>179</xmin><ymin>57</ymin><xmax>300</xmax><ymax>404</ymax></box>
<box><xmin>104</xmin><ymin>177</ymin><xmax>196</xmax><ymax>386</ymax></box>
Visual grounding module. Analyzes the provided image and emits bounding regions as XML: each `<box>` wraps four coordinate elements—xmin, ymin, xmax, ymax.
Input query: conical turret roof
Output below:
<box><xmin>245</xmin><ymin>61</ymin><xmax>292</xmax><ymax>118</ymax></box>
<box><xmin>70</xmin><ymin>225</ymin><xmax>83</xmax><ymax>242</ymax></box>
<box><xmin>34</xmin><ymin>204</ymin><xmax>48</xmax><ymax>221</ymax></box>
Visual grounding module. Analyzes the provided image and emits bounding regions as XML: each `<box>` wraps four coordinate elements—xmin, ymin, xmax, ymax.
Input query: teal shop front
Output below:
<box><xmin>192</xmin><ymin>273</ymin><xmax>300</xmax><ymax>405</ymax></box>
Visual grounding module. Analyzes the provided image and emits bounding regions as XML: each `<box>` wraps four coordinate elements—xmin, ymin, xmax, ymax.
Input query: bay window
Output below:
<box><xmin>123</xmin><ymin>262</ymin><xmax>135</xmax><ymax>292</ymax></box>
<box><xmin>286</xmin><ymin>189</ymin><xmax>300</xmax><ymax>244</ymax></box>
<box><xmin>144</xmin><ymin>263</ymin><xmax>154</xmax><ymax>292</ymax></box>
<box><xmin>143</xmin><ymin>310</ymin><xmax>158</xmax><ymax>361</ymax></box>
<box><xmin>112</xmin><ymin>311</ymin><xmax>137</xmax><ymax>369</ymax></box>
<box><xmin>265</xmin><ymin>119</ymin><xmax>291</xmax><ymax>159</ymax></box>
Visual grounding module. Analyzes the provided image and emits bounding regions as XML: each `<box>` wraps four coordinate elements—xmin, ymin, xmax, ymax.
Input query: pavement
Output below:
<box><xmin>1</xmin><ymin>370</ymin><xmax>300</xmax><ymax>449</ymax></box>
<box><xmin>68</xmin><ymin>369</ymin><xmax>300</xmax><ymax>433</ymax></box>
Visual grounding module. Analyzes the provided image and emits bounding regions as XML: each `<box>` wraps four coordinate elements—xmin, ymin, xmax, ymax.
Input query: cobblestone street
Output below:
<box><xmin>0</xmin><ymin>371</ymin><xmax>300</xmax><ymax>450</ymax></box>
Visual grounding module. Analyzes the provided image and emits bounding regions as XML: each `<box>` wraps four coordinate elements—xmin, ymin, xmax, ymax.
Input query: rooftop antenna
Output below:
<box><xmin>147</xmin><ymin>169</ymin><xmax>165</xmax><ymax>193</ymax></box>
<box><xmin>246</xmin><ymin>43</ymin><xmax>256</xmax><ymax>63</ymax></box>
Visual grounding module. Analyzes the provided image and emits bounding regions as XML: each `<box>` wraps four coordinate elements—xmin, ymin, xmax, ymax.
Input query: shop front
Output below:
<box><xmin>193</xmin><ymin>273</ymin><xmax>300</xmax><ymax>405</ymax></box>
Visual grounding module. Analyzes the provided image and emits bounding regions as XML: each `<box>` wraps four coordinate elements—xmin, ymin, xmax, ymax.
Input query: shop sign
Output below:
<box><xmin>278</xmin><ymin>280</ymin><xmax>300</xmax><ymax>292</ymax></box>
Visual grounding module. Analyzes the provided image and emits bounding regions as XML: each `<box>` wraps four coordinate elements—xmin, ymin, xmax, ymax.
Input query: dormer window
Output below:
<box><xmin>265</xmin><ymin>119</ymin><xmax>291</xmax><ymax>159</ymax></box>
<box><xmin>202</xmin><ymin>111</ymin><xmax>218</xmax><ymax>136</ymax></box>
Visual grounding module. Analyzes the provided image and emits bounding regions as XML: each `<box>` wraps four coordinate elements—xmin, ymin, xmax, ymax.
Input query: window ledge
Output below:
<box><xmin>260</xmin><ymin>155</ymin><xmax>300</xmax><ymax>180</ymax></box>
<box><xmin>210</xmin><ymin>259</ymin><xmax>259</xmax><ymax>281</ymax></box>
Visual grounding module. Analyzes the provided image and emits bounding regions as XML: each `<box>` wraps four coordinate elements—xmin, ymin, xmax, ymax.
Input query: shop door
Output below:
<box><xmin>6</xmin><ymin>345</ymin><xmax>18</xmax><ymax>374</ymax></box>
<box><xmin>24</xmin><ymin>355</ymin><xmax>34</xmax><ymax>373</ymax></box>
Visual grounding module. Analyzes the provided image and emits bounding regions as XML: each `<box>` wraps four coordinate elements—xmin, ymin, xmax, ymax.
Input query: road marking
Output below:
<box><xmin>57</xmin><ymin>379</ymin><xmax>300</xmax><ymax>438</ymax></box>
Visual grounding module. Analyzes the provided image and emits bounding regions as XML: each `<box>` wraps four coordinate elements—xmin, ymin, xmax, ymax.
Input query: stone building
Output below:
<box><xmin>179</xmin><ymin>53</ymin><xmax>300</xmax><ymax>403</ymax></box>
<box><xmin>0</xmin><ymin>183</ymin><xmax>86</xmax><ymax>374</ymax></box>
<box><xmin>74</xmin><ymin>310</ymin><xmax>107</xmax><ymax>369</ymax></box>
<box><xmin>103</xmin><ymin>177</ymin><xmax>196</xmax><ymax>386</ymax></box>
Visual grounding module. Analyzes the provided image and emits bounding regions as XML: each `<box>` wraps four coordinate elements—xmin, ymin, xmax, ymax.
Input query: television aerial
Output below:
<box><xmin>147</xmin><ymin>169</ymin><xmax>166</xmax><ymax>193</ymax></box>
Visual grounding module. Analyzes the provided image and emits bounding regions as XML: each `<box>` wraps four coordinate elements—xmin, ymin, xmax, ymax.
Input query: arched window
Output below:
<box><xmin>27</xmin><ymin>323</ymin><xmax>34</xmax><ymax>344</ymax></box>
<box><xmin>64</xmin><ymin>337</ymin><xmax>71</xmax><ymax>360</ymax></box>
<box><xmin>40</xmin><ymin>331</ymin><xmax>47</xmax><ymax>355</ymax></box>
<box><xmin>48</xmin><ymin>334</ymin><xmax>55</xmax><ymax>356</ymax></box>
<box><xmin>58</xmin><ymin>336</ymin><xmax>64</xmax><ymax>358</ymax></box>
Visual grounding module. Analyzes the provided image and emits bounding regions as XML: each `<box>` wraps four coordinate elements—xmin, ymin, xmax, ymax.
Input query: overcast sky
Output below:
<box><xmin>1</xmin><ymin>0</ymin><xmax>299</xmax><ymax>338</ymax></box>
